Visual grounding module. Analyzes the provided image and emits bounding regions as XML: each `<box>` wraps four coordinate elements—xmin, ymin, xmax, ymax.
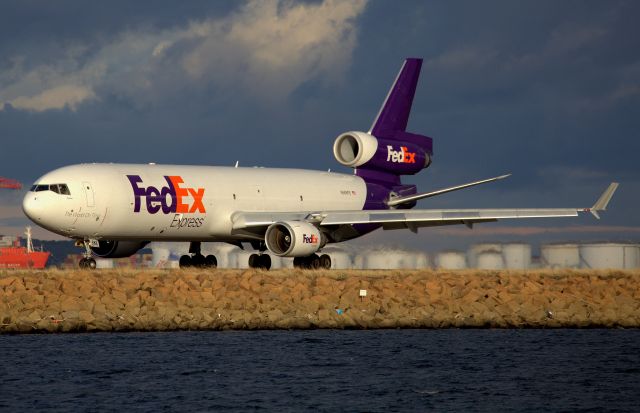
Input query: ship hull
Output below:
<box><xmin>0</xmin><ymin>248</ymin><xmax>50</xmax><ymax>269</ymax></box>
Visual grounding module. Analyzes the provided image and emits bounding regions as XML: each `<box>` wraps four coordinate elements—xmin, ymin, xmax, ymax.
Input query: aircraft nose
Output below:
<box><xmin>22</xmin><ymin>192</ymin><xmax>43</xmax><ymax>223</ymax></box>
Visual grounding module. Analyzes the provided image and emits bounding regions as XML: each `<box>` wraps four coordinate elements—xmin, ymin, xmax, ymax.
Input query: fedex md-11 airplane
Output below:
<box><xmin>22</xmin><ymin>58</ymin><xmax>618</xmax><ymax>269</ymax></box>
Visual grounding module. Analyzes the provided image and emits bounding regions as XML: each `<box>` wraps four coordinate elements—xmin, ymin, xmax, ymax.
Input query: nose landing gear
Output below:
<box><xmin>79</xmin><ymin>257</ymin><xmax>96</xmax><ymax>269</ymax></box>
<box><xmin>78</xmin><ymin>239</ymin><xmax>97</xmax><ymax>269</ymax></box>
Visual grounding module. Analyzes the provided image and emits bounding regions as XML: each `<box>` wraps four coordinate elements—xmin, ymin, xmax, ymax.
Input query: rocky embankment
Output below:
<box><xmin>1</xmin><ymin>269</ymin><xmax>639</xmax><ymax>333</ymax></box>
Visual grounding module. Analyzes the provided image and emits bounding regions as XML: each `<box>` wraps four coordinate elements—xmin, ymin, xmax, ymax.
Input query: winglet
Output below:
<box><xmin>588</xmin><ymin>182</ymin><xmax>619</xmax><ymax>219</ymax></box>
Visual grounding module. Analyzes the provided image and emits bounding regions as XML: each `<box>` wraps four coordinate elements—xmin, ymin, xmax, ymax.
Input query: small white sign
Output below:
<box><xmin>88</xmin><ymin>239</ymin><xmax>100</xmax><ymax>248</ymax></box>
<box><xmin>359</xmin><ymin>289</ymin><xmax>367</xmax><ymax>297</ymax></box>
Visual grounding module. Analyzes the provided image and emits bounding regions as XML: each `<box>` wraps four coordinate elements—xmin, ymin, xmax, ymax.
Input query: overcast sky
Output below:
<box><xmin>1</xmin><ymin>0</ymin><xmax>638</xmax><ymax>251</ymax></box>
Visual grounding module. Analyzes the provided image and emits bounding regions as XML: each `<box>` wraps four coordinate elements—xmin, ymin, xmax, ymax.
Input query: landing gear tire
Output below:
<box><xmin>309</xmin><ymin>254</ymin><xmax>321</xmax><ymax>270</ymax></box>
<box><xmin>293</xmin><ymin>254</ymin><xmax>323</xmax><ymax>270</ymax></box>
<box><xmin>320</xmin><ymin>254</ymin><xmax>331</xmax><ymax>269</ymax></box>
<box><xmin>180</xmin><ymin>254</ymin><xmax>217</xmax><ymax>269</ymax></box>
<box><xmin>179</xmin><ymin>255</ymin><xmax>192</xmax><ymax>268</ymax></box>
<box><xmin>205</xmin><ymin>255</ymin><xmax>217</xmax><ymax>268</ymax></box>
<box><xmin>191</xmin><ymin>254</ymin><xmax>205</xmax><ymax>268</ymax></box>
<box><xmin>249</xmin><ymin>253</ymin><xmax>258</xmax><ymax>268</ymax></box>
<box><xmin>249</xmin><ymin>254</ymin><xmax>271</xmax><ymax>270</ymax></box>
<box><xmin>260</xmin><ymin>254</ymin><xmax>271</xmax><ymax>270</ymax></box>
<box><xmin>79</xmin><ymin>257</ymin><xmax>96</xmax><ymax>269</ymax></box>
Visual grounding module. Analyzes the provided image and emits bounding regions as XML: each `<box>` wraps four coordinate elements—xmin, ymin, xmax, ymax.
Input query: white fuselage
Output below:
<box><xmin>22</xmin><ymin>163</ymin><xmax>367</xmax><ymax>241</ymax></box>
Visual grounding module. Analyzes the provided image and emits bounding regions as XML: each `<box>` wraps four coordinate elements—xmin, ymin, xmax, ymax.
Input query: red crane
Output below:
<box><xmin>0</xmin><ymin>177</ymin><xmax>22</xmax><ymax>190</ymax></box>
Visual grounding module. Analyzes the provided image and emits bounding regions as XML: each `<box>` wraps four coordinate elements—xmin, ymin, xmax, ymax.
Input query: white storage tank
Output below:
<box><xmin>414</xmin><ymin>252</ymin><xmax>430</xmax><ymax>269</ymax></box>
<box><xmin>580</xmin><ymin>243</ymin><xmax>640</xmax><ymax>269</ymax></box>
<box><xmin>363</xmin><ymin>250</ymin><xmax>405</xmax><ymax>269</ymax></box>
<box><xmin>476</xmin><ymin>251</ymin><xmax>504</xmax><ymax>270</ymax></box>
<box><xmin>207</xmin><ymin>244</ymin><xmax>237</xmax><ymax>268</ymax></box>
<box><xmin>540</xmin><ymin>243</ymin><xmax>580</xmax><ymax>268</ymax></box>
<box><xmin>353</xmin><ymin>254</ymin><xmax>365</xmax><ymax>269</ymax></box>
<box><xmin>467</xmin><ymin>243</ymin><xmax>503</xmax><ymax>268</ymax></box>
<box><xmin>95</xmin><ymin>258</ymin><xmax>114</xmax><ymax>269</ymax></box>
<box><xmin>228</xmin><ymin>250</ymin><xmax>253</xmax><ymax>269</ymax></box>
<box><xmin>626</xmin><ymin>244</ymin><xmax>640</xmax><ymax>268</ymax></box>
<box><xmin>502</xmin><ymin>243</ymin><xmax>532</xmax><ymax>269</ymax></box>
<box><xmin>279</xmin><ymin>257</ymin><xmax>294</xmax><ymax>269</ymax></box>
<box><xmin>151</xmin><ymin>243</ymin><xmax>171</xmax><ymax>268</ymax></box>
<box><xmin>151</xmin><ymin>242</ymin><xmax>189</xmax><ymax>268</ymax></box>
<box><xmin>436</xmin><ymin>251</ymin><xmax>467</xmax><ymax>269</ymax></box>
<box><xmin>361</xmin><ymin>249</ymin><xmax>424</xmax><ymax>269</ymax></box>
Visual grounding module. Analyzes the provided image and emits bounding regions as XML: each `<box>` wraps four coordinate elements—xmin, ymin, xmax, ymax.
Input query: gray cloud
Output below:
<box><xmin>0</xmin><ymin>0</ymin><xmax>367</xmax><ymax>112</ymax></box>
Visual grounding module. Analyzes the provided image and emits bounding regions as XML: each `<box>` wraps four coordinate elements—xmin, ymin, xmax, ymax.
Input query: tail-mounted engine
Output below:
<box><xmin>333</xmin><ymin>131</ymin><xmax>432</xmax><ymax>175</ymax></box>
<box><xmin>265</xmin><ymin>221</ymin><xmax>327</xmax><ymax>257</ymax></box>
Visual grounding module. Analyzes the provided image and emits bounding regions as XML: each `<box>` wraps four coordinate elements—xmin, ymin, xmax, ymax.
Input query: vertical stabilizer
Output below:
<box><xmin>335</xmin><ymin>58</ymin><xmax>432</xmax><ymax>208</ymax></box>
<box><xmin>369</xmin><ymin>58</ymin><xmax>423</xmax><ymax>136</ymax></box>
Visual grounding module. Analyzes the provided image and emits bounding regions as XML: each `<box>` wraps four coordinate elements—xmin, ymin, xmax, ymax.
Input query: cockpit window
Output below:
<box><xmin>30</xmin><ymin>183</ymin><xmax>71</xmax><ymax>195</ymax></box>
<box><xmin>33</xmin><ymin>184</ymin><xmax>50</xmax><ymax>192</ymax></box>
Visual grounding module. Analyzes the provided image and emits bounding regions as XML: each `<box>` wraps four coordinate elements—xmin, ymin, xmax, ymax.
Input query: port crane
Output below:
<box><xmin>0</xmin><ymin>177</ymin><xmax>22</xmax><ymax>189</ymax></box>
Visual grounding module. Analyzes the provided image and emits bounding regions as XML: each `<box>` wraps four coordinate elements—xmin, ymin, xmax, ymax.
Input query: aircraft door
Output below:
<box><xmin>82</xmin><ymin>182</ymin><xmax>95</xmax><ymax>207</ymax></box>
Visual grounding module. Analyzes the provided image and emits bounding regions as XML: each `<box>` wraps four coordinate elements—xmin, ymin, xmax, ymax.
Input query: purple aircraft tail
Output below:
<box><xmin>369</xmin><ymin>58</ymin><xmax>425</xmax><ymax>137</ymax></box>
<box><xmin>339</xmin><ymin>58</ymin><xmax>432</xmax><ymax>208</ymax></box>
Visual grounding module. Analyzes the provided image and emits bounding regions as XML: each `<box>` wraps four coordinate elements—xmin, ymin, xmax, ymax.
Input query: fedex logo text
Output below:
<box><xmin>386</xmin><ymin>145</ymin><xmax>416</xmax><ymax>164</ymax></box>
<box><xmin>302</xmin><ymin>234</ymin><xmax>318</xmax><ymax>244</ymax></box>
<box><xmin>127</xmin><ymin>175</ymin><xmax>205</xmax><ymax>214</ymax></box>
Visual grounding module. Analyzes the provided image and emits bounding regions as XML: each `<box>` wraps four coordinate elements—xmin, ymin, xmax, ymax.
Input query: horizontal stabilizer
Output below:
<box><xmin>386</xmin><ymin>174</ymin><xmax>511</xmax><ymax>207</ymax></box>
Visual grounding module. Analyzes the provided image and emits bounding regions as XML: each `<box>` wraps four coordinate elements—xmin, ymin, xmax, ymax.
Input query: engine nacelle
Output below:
<box><xmin>333</xmin><ymin>131</ymin><xmax>431</xmax><ymax>175</ymax></box>
<box><xmin>265</xmin><ymin>221</ymin><xmax>326</xmax><ymax>257</ymax></box>
<box><xmin>90</xmin><ymin>240</ymin><xmax>149</xmax><ymax>258</ymax></box>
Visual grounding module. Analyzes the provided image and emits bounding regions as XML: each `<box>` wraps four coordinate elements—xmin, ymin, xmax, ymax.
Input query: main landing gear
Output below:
<box><xmin>248</xmin><ymin>254</ymin><xmax>271</xmax><ymax>270</ymax></box>
<box><xmin>293</xmin><ymin>254</ymin><xmax>331</xmax><ymax>270</ymax></box>
<box><xmin>78</xmin><ymin>239</ymin><xmax>97</xmax><ymax>269</ymax></box>
<box><xmin>179</xmin><ymin>242</ymin><xmax>218</xmax><ymax>269</ymax></box>
<box><xmin>246</xmin><ymin>240</ymin><xmax>271</xmax><ymax>270</ymax></box>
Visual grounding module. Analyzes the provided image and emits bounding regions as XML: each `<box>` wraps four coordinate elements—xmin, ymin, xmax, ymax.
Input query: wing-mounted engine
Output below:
<box><xmin>91</xmin><ymin>240</ymin><xmax>149</xmax><ymax>258</ymax></box>
<box><xmin>265</xmin><ymin>221</ymin><xmax>327</xmax><ymax>257</ymax></box>
<box><xmin>333</xmin><ymin>131</ymin><xmax>432</xmax><ymax>176</ymax></box>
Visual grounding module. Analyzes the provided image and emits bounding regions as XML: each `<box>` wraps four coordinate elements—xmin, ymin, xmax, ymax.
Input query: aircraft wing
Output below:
<box><xmin>232</xmin><ymin>208</ymin><xmax>579</xmax><ymax>233</ymax></box>
<box><xmin>317</xmin><ymin>208</ymin><xmax>580</xmax><ymax>229</ymax></box>
<box><xmin>231</xmin><ymin>183</ymin><xmax>618</xmax><ymax>233</ymax></box>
